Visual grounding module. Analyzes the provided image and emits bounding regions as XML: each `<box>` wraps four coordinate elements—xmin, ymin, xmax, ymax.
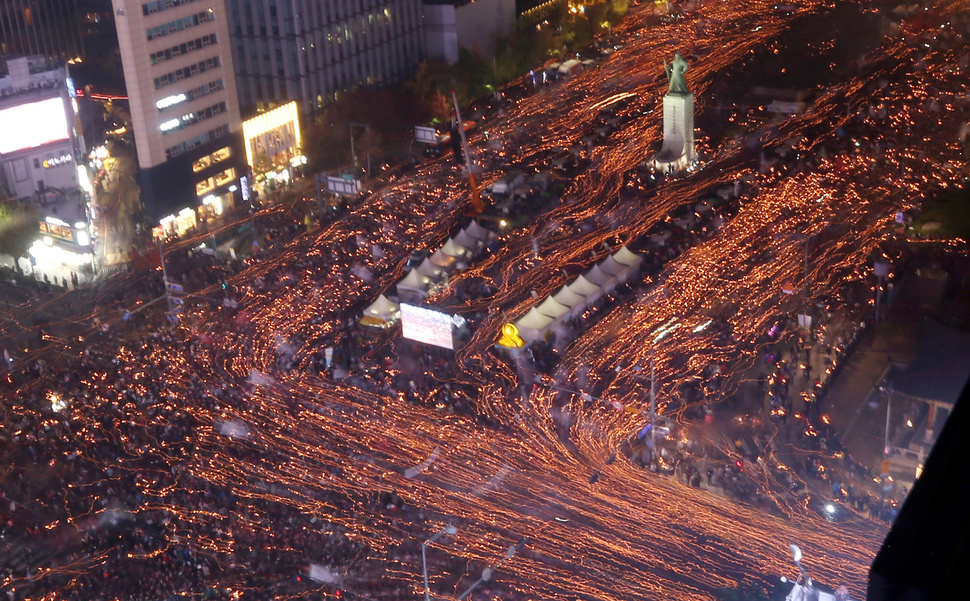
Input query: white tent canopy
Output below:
<box><xmin>508</xmin><ymin>248</ymin><xmax>647</xmax><ymax>347</ymax></box>
<box><xmin>453</xmin><ymin>229</ymin><xmax>483</xmax><ymax>252</ymax></box>
<box><xmin>429</xmin><ymin>249</ymin><xmax>457</xmax><ymax>269</ymax></box>
<box><xmin>583</xmin><ymin>264</ymin><xmax>615</xmax><ymax>288</ymax></box>
<box><xmin>552</xmin><ymin>285</ymin><xmax>585</xmax><ymax>308</ymax></box>
<box><xmin>598</xmin><ymin>255</ymin><xmax>628</xmax><ymax>278</ymax></box>
<box><xmin>362</xmin><ymin>294</ymin><xmax>400</xmax><ymax>322</ymax></box>
<box><xmin>535</xmin><ymin>296</ymin><xmax>570</xmax><ymax>320</ymax></box>
<box><xmin>514</xmin><ymin>308</ymin><xmax>554</xmax><ymax>343</ymax></box>
<box><xmin>415</xmin><ymin>258</ymin><xmax>445</xmax><ymax>280</ymax></box>
<box><xmin>397</xmin><ymin>269</ymin><xmax>432</xmax><ymax>299</ymax></box>
<box><xmin>612</xmin><ymin>246</ymin><xmax>643</xmax><ymax>267</ymax></box>
<box><xmin>440</xmin><ymin>238</ymin><xmax>469</xmax><ymax>258</ymax></box>
<box><xmin>568</xmin><ymin>275</ymin><xmax>601</xmax><ymax>298</ymax></box>
<box><xmin>463</xmin><ymin>220</ymin><xmax>493</xmax><ymax>241</ymax></box>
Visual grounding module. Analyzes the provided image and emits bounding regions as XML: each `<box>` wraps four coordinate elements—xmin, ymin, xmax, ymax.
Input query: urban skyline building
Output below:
<box><xmin>226</xmin><ymin>0</ymin><xmax>425</xmax><ymax>118</ymax></box>
<box><xmin>103</xmin><ymin>0</ymin><xmax>530</xmax><ymax>230</ymax></box>
<box><xmin>110</xmin><ymin>0</ymin><xmax>246</xmax><ymax>232</ymax></box>
<box><xmin>423</xmin><ymin>0</ymin><xmax>514</xmax><ymax>65</ymax></box>
<box><xmin>0</xmin><ymin>56</ymin><xmax>86</xmax><ymax>202</ymax></box>
<box><xmin>0</xmin><ymin>0</ymin><xmax>85</xmax><ymax>61</ymax></box>
<box><xmin>0</xmin><ymin>55</ymin><xmax>96</xmax><ymax>275</ymax></box>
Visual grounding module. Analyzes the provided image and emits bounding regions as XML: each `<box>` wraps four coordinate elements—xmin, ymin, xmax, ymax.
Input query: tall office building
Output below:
<box><xmin>111</xmin><ymin>0</ymin><xmax>245</xmax><ymax>233</ymax></box>
<box><xmin>0</xmin><ymin>0</ymin><xmax>85</xmax><ymax>61</ymax></box>
<box><xmin>424</xmin><ymin>0</ymin><xmax>514</xmax><ymax>65</ymax></box>
<box><xmin>227</xmin><ymin>0</ymin><xmax>425</xmax><ymax>117</ymax></box>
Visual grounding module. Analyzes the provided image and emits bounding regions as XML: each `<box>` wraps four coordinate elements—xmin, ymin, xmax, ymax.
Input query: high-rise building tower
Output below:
<box><xmin>111</xmin><ymin>0</ymin><xmax>245</xmax><ymax>231</ymax></box>
<box><xmin>0</xmin><ymin>0</ymin><xmax>85</xmax><ymax>61</ymax></box>
<box><xmin>423</xmin><ymin>0</ymin><xmax>514</xmax><ymax>65</ymax></box>
<box><xmin>227</xmin><ymin>0</ymin><xmax>425</xmax><ymax>117</ymax></box>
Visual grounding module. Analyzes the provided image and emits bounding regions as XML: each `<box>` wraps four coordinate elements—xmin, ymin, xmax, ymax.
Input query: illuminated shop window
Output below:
<box><xmin>214</xmin><ymin>167</ymin><xmax>235</xmax><ymax>187</ymax></box>
<box><xmin>195</xmin><ymin>176</ymin><xmax>215</xmax><ymax>196</ymax></box>
<box><xmin>211</xmin><ymin>146</ymin><xmax>231</xmax><ymax>162</ymax></box>
<box><xmin>192</xmin><ymin>155</ymin><xmax>212</xmax><ymax>172</ymax></box>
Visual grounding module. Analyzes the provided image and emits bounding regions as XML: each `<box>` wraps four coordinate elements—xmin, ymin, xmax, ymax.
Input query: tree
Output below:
<box><xmin>491</xmin><ymin>38</ymin><xmax>525</xmax><ymax>87</ymax></box>
<box><xmin>586</xmin><ymin>3</ymin><xmax>610</xmax><ymax>34</ymax></box>
<box><xmin>0</xmin><ymin>200</ymin><xmax>40</xmax><ymax>272</ymax></box>
<box><xmin>404</xmin><ymin>60</ymin><xmax>453</xmax><ymax>124</ymax></box>
<box><xmin>456</xmin><ymin>47</ymin><xmax>493</xmax><ymax>101</ymax></box>
<box><xmin>113</xmin><ymin>176</ymin><xmax>143</xmax><ymax>243</ymax></box>
<box><xmin>305</xmin><ymin>95</ymin><xmax>358</xmax><ymax>172</ymax></box>
<box><xmin>91</xmin><ymin>140</ymin><xmax>144</xmax><ymax>255</ymax></box>
<box><xmin>610</xmin><ymin>0</ymin><xmax>630</xmax><ymax>19</ymax></box>
<box><xmin>253</xmin><ymin>151</ymin><xmax>274</xmax><ymax>177</ymax></box>
<box><xmin>304</xmin><ymin>86</ymin><xmax>409</xmax><ymax>173</ymax></box>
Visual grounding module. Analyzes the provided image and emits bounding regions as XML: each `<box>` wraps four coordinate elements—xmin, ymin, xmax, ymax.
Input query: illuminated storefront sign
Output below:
<box><xmin>42</xmin><ymin>153</ymin><xmax>73</xmax><ymax>168</ymax></box>
<box><xmin>38</xmin><ymin>217</ymin><xmax>90</xmax><ymax>247</ymax></box>
<box><xmin>39</xmin><ymin>220</ymin><xmax>74</xmax><ymax>242</ymax></box>
<box><xmin>241</xmin><ymin>100</ymin><xmax>302</xmax><ymax>172</ymax></box>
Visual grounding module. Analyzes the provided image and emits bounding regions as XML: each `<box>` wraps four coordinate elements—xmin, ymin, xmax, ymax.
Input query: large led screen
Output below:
<box><xmin>401</xmin><ymin>303</ymin><xmax>454</xmax><ymax>350</ymax></box>
<box><xmin>0</xmin><ymin>97</ymin><xmax>70</xmax><ymax>155</ymax></box>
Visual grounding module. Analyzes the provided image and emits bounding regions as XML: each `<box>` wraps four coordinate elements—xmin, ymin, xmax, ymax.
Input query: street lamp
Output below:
<box><xmin>457</xmin><ymin>538</ymin><xmax>527</xmax><ymax>600</ymax></box>
<box><xmin>348</xmin><ymin>121</ymin><xmax>369</xmax><ymax>176</ymax></box>
<box><xmin>157</xmin><ymin>238</ymin><xmax>176</xmax><ymax>328</ymax></box>
<box><xmin>449</xmin><ymin>88</ymin><xmax>483</xmax><ymax>215</ymax></box>
<box><xmin>422</xmin><ymin>525</ymin><xmax>457</xmax><ymax>601</ymax></box>
<box><xmin>874</xmin><ymin>257</ymin><xmax>890</xmax><ymax>321</ymax></box>
<box><xmin>878</xmin><ymin>382</ymin><xmax>894</xmax><ymax>504</ymax></box>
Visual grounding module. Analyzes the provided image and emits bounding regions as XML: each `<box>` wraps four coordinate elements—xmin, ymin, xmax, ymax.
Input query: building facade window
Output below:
<box><xmin>165</xmin><ymin>124</ymin><xmax>230</xmax><ymax>158</ymax></box>
<box><xmin>150</xmin><ymin>33</ymin><xmax>217</xmax><ymax>65</ymax></box>
<box><xmin>156</xmin><ymin>79</ymin><xmax>225</xmax><ymax>111</ymax></box>
<box><xmin>142</xmin><ymin>0</ymin><xmax>200</xmax><ymax>16</ymax></box>
<box><xmin>159</xmin><ymin>102</ymin><xmax>229</xmax><ymax>135</ymax></box>
<box><xmin>146</xmin><ymin>10</ymin><xmax>215</xmax><ymax>41</ymax></box>
<box><xmin>153</xmin><ymin>57</ymin><xmax>222</xmax><ymax>89</ymax></box>
<box><xmin>195</xmin><ymin>176</ymin><xmax>215</xmax><ymax>195</ymax></box>
<box><xmin>214</xmin><ymin>167</ymin><xmax>235</xmax><ymax>187</ymax></box>
<box><xmin>191</xmin><ymin>146</ymin><xmax>231</xmax><ymax>172</ymax></box>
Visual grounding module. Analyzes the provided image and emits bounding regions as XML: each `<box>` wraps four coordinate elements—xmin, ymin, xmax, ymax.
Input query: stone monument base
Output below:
<box><xmin>652</xmin><ymin>91</ymin><xmax>695</xmax><ymax>173</ymax></box>
<box><xmin>653</xmin><ymin>150</ymin><xmax>691</xmax><ymax>174</ymax></box>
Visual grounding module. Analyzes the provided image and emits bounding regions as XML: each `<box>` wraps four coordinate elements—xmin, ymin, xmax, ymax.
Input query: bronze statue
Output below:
<box><xmin>664</xmin><ymin>52</ymin><xmax>690</xmax><ymax>95</ymax></box>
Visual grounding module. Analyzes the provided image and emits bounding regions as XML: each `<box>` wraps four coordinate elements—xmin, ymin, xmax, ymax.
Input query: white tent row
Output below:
<box><xmin>396</xmin><ymin>220</ymin><xmax>496</xmax><ymax>301</ymax></box>
<box><xmin>512</xmin><ymin>247</ymin><xmax>643</xmax><ymax>344</ymax></box>
<box><xmin>361</xmin><ymin>221</ymin><xmax>497</xmax><ymax>327</ymax></box>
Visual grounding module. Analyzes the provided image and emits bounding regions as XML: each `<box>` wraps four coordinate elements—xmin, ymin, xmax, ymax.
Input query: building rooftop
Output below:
<box><xmin>0</xmin><ymin>55</ymin><xmax>64</xmax><ymax>98</ymax></box>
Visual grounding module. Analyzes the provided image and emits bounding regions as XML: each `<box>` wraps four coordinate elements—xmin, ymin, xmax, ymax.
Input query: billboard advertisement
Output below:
<box><xmin>401</xmin><ymin>303</ymin><xmax>454</xmax><ymax>350</ymax></box>
<box><xmin>414</xmin><ymin>125</ymin><xmax>438</xmax><ymax>144</ymax></box>
<box><xmin>326</xmin><ymin>175</ymin><xmax>359</xmax><ymax>196</ymax></box>
<box><xmin>0</xmin><ymin>97</ymin><xmax>70</xmax><ymax>155</ymax></box>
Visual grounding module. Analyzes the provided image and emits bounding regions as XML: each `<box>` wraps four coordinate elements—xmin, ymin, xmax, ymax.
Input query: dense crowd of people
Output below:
<box><xmin>1</xmin><ymin>4</ymin><xmax>968</xmax><ymax>600</ymax></box>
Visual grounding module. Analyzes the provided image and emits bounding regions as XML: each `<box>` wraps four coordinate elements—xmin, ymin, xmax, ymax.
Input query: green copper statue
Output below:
<box><xmin>664</xmin><ymin>52</ymin><xmax>690</xmax><ymax>95</ymax></box>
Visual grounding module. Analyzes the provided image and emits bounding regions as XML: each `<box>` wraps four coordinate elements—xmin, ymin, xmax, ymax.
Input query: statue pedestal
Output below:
<box><xmin>654</xmin><ymin>92</ymin><xmax>695</xmax><ymax>172</ymax></box>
